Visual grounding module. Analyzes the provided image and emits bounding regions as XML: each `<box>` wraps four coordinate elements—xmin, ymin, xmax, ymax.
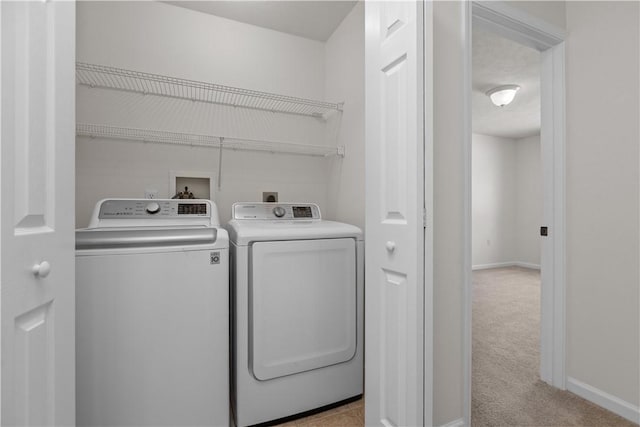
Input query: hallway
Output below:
<box><xmin>472</xmin><ymin>267</ymin><xmax>636</xmax><ymax>426</ymax></box>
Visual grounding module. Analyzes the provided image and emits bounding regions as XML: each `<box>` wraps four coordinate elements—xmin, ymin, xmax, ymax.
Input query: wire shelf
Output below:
<box><xmin>76</xmin><ymin>123</ymin><xmax>345</xmax><ymax>158</ymax></box>
<box><xmin>76</xmin><ymin>63</ymin><xmax>343</xmax><ymax>119</ymax></box>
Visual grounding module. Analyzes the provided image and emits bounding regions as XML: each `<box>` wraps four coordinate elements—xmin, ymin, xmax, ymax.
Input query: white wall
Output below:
<box><xmin>515</xmin><ymin>134</ymin><xmax>541</xmax><ymax>267</ymax></box>
<box><xmin>472</xmin><ymin>134</ymin><xmax>518</xmax><ymax>268</ymax></box>
<box><xmin>76</xmin><ymin>1</ymin><xmax>336</xmax><ymax>226</ymax></box>
<box><xmin>566</xmin><ymin>0</ymin><xmax>640</xmax><ymax>410</ymax></box>
<box><xmin>472</xmin><ymin>133</ymin><xmax>541</xmax><ymax>269</ymax></box>
<box><xmin>324</xmin><ymin>2</ymin><xmax>365</xmax><ymax>231</ymax></box>
<box><xmin>77</xmin><ymin>2</ymin><xmax>325</xmax><ymax>98</ymax></box>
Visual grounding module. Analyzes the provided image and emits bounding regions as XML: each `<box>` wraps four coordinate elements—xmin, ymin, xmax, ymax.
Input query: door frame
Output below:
<box><xmin>423</xmin><ymin>1</ymin><xmax>434</xmax><ymax>425</ymax></box>
<box><xmin>462</xmin><ymin>2</ymin><xmax>567</xmax><ymax>424</ymax></box>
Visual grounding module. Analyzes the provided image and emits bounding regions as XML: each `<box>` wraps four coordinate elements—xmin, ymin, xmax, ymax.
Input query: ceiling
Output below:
<box><xmin>472</xmin><ymin>28</ymin><xmax>541</xmax><ymax>139</ymax></box>
<box><xmin>165</xmin><ymin>1</ymin><xmax>358</xmax><ymax>42</ymax></box>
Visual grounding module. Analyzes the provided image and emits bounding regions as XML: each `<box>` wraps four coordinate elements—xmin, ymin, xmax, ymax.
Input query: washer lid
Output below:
<box><xmin>226</xmin><ymin>219</ymin><xmax>362</xmax><ymax>246</ymax></box>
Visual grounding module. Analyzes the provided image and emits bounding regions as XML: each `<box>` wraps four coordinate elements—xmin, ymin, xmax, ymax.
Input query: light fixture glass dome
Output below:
<box><xmin>486</xmin><ymin>85</ymin><xmax>521</xmax><ymax>107</ymax></box>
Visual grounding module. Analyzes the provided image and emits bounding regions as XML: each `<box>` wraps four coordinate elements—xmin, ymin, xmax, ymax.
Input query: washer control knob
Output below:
<box><xmin>273</xmin><ymin>206</ymin><xmax>286</xmax><ymax>218</ymax></box>
<box><xmin>146</xmin><ymin>202</ymin><xmax>161</xmax><ymax>214</ymax></box>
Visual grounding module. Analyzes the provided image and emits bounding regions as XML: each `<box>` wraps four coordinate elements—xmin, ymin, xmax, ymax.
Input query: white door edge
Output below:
<box><xmin>462</xmin><ymin>2</ymin><xmax>567</xmax><ymax>425</ymax></box>
<box><xmin>423</xmin><ymin>1</ymin><xmax>434</xmax><ymax>426</ymax></box>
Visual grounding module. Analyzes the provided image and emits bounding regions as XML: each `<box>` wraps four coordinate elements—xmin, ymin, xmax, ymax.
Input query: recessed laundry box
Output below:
<box><xmin>226</xmin><ymin>202</ymin><xmax>363</xmax><ymax>427</ymax></box>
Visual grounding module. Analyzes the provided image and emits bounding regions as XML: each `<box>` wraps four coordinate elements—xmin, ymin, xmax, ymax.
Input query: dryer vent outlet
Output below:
<box><xmin>263</xmin><ymin>192</ymin><xmax>278</xmax><ymax>203</ymax></box>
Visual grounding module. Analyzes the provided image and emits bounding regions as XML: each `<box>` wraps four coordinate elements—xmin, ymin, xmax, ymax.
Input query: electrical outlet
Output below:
<box><xmin>263</xmin><ymin>192</ymin><xmax>278</xmax><ymax>203</ymax></box>
<box><xmin>145</xmin><ymin>189</ymin><xmax>158</xmax><ymax>199</ymax></box>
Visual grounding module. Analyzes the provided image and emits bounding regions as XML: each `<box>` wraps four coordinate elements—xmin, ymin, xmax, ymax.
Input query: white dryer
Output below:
<box><xmin>76</xmin><ymin>199</ymin><xmax>229</xmax><ymax>427</ymax></box>
<box><xmin>226</xmin><ymin>203</ymin><xmax>363</xmax><ymax>427</ymax></box>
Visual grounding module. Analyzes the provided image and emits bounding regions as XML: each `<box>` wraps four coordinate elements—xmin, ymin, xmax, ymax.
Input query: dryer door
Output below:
<box><xmin>250</xmin><ymin>238</ymin><xmax>357</xmax><ymax>381</ymax></box>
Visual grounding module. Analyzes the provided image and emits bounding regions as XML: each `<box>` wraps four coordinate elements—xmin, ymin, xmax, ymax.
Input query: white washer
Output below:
<box><xmin>76</xmin><ymin>199</ymin><xmax>229</xmax><ymax>427</ymax></box>
<box><xmin>226</xmin><ymin>203</ymin><xmax>363</xmax><ymax>427</ymax></box>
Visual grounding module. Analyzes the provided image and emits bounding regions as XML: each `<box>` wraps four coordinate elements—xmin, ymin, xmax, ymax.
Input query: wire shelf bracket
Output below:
<box><xmin>76</xmin><ymin>123</ymin><xmax>345</xmax><ymax>158</ymax></box>
<box><xmin>76</xmin><ymin>62</ymin><xmax>343</xmax><ymax>120</ymax></box>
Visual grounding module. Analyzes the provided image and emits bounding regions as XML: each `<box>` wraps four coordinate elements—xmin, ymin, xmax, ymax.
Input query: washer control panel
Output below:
<box><xmin>98</xmin><ymin>199</ymin><xmax>210</xmax><ymax>219</ymax></box>
<box><xmin>232</xmin><ymin>203</ymin><xmax>321</xmax><ymax>220</ymax></box>
<box><xmin>86</xmin><ymin>199</ymin><xmax>221</xmax><ymax>229</ymax></box>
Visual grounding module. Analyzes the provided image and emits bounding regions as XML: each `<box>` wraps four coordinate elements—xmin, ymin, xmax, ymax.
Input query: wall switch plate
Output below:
<box><xmin>145</xmin><ymin>189</ymin><xmax>158</xmax><ymax>199</ymax></box>
<box><xmin>262</xmin><ymin>192</ymin><xmax>278</xmax><ymax>203</ymax></box>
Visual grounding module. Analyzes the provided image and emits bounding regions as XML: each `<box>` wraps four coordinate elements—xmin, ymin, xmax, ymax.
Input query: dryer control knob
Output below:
<box><xmin>146</xmin><ymin>202</ymin><xmax>161</xmax><ymax>214</ymax></box>
<box><xmin>273</xmin><ymin>206</ymin><xmax>286</xmax><ymax>218</ymax></box>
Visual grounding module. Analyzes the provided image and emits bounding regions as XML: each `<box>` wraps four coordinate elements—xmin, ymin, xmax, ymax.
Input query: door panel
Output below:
<box><xmin>379</xmin><ymin>269</ymin><xmax>409</xmax><ymax>427</ymax></box>
<box><xmin>250</xmin><ymin>239</ymin><xmax>357</xmax><ymax>381</ymax></box>
<box><xmin>381</xmin><ymin>53</ymin><xmax>409</xmax><ymax>223</ymax></box>
<box><xmin>12</xmin><ymin>1</ymin><xmax>51</xmax><ymax>231</ymax></box>
<box><xmin>1</xmin><ymin>1</ymin><xmax>76</xmax><ymax>425</ymax></box>
<box><xmin>365</xmin><ymin>1</ymin><xmax>427</xmax><ymax>426</ymax></box>
<box><xmin>14</xmin><ymin>302</ymin><xmax>55</xmax><ymax>427</ymax></box>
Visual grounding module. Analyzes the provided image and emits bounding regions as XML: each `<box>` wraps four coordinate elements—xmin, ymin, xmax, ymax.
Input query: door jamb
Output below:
<box><xmin>462</xmin><ymin>2</ymin><xmax>567</xmax><ymax>425</ymax></box>
<box><xmin>423</xmin><ymin>1</ymin><xmax>434</xmax><ymax>425</ymax></box>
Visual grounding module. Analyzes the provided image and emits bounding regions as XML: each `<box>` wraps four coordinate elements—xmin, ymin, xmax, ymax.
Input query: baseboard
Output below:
<box><xmin>514</xmin><ymin>261</ymin><xmax>540</xmax><ymax>270</ymax></box>
<box><xmin>472</xmin><ymin>261</ymin><xmax>541</xmax><ymax>271</ymax></box>
<box><xmin>472</xmin><ymin>262</ymin><xmax>514</xmax><ymax>270</ymax></box>
<box><xmin>438</xmin><ymin>418</ymin><xmax>465</xmax><ymax>427</ymax></box>
<box><xmin>567</xmin><ymin>377</ymin><xmax>640</xmax><ymax>424</ymax></box>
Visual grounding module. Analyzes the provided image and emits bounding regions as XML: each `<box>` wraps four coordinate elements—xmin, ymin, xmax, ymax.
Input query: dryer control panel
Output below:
<box><xmin>232</xmin><ymin>203</ymin><xmax>321</xmax><ymax>220</ymax></box>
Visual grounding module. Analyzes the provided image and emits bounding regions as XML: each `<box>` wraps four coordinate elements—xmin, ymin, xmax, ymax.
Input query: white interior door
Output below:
<box><xmin>1</xmin><ymin>1</ymin><xmax>76</xmax><ymax>425</ymax></box>
<box><xmin>365</xmin><ymin>1</ymin><xmax>429</xmax><ymax>426</ymax></box>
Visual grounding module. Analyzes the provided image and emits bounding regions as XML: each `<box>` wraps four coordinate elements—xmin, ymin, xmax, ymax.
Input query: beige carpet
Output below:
<box><xmin>473</xmin><ymin>266</ymin><xmax>637</xmax><ymax>427</ymax></box>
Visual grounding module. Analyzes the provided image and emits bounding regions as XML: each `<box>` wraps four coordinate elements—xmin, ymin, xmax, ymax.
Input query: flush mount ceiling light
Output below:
<box><xmin>486</xmin><ymin>85</ymin><xmax>521</xmax><ymax>107</ymax></box>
